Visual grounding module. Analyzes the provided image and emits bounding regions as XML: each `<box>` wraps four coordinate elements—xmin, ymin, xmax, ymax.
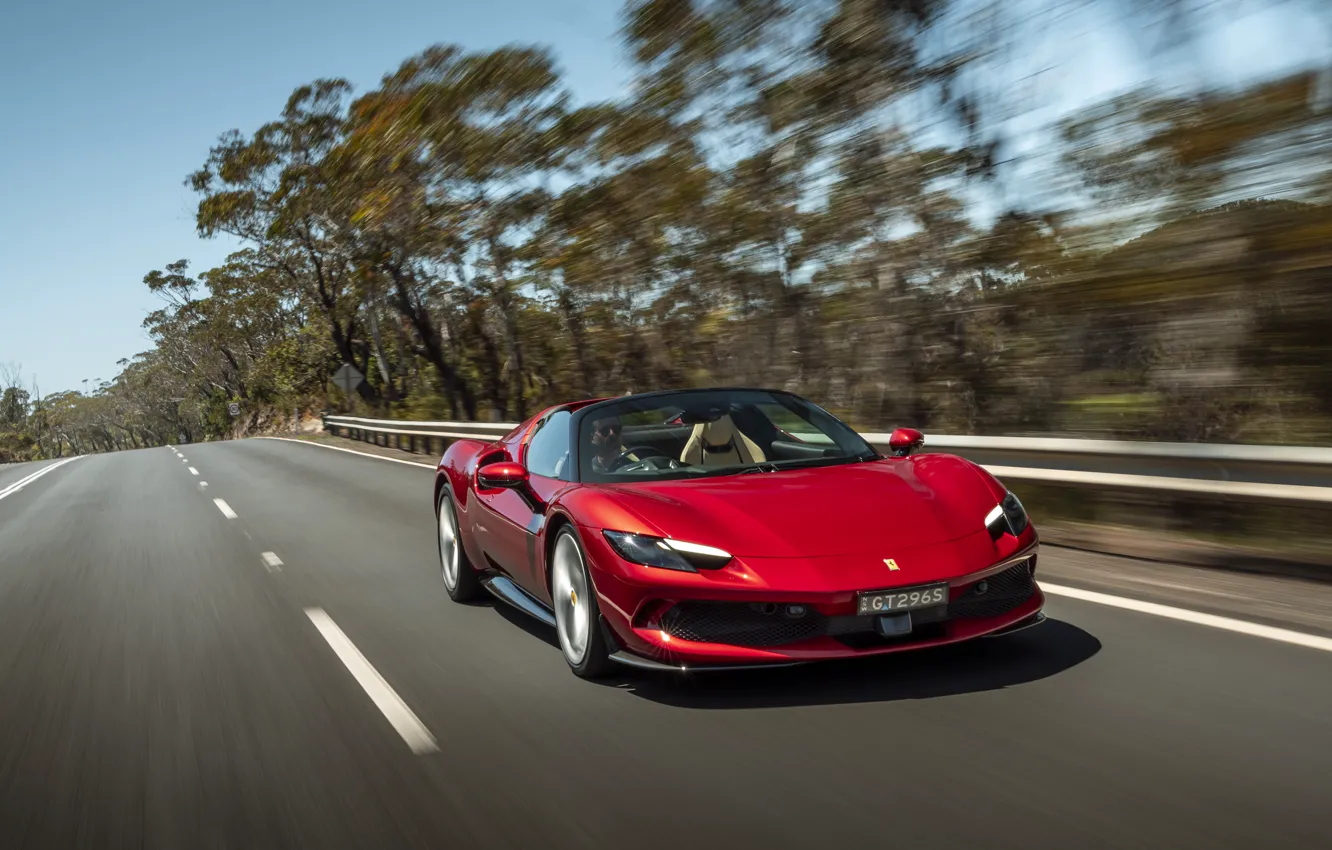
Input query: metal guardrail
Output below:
<box><xmin>321</xmin><ymin>414</ymin><xmax>1332</xmax><ymax>505</ymax></box>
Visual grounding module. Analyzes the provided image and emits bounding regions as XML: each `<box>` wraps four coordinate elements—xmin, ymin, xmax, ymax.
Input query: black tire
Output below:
<box><xmin>551</xmin><ymin>527</ymin><xmax>615</xmax><ymax>679</ymax></box>
<box><xmin>437</xmin><ymin>489</ymin><xmax>483</xmax><ymax>602</ymax></box>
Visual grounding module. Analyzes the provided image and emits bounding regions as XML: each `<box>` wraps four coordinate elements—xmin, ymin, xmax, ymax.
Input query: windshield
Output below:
<box><xmin>576</xmin><ymin>389</ymin><xmax>878</xmax><ymax>483</ymax></box>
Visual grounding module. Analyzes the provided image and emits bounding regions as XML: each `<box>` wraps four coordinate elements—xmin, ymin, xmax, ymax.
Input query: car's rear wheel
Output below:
<box><xmin>551</xmin><ymin>527</ymin><xmax>614</xmax><ymax>679</ymax></box>
<box><xmin>438</xmin><ymin>489</ymin><xmax>482</xmax><ymax>602</ymax></box>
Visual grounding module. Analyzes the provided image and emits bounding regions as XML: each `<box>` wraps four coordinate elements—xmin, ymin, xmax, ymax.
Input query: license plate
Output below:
<box><xmin>856</xmin><ymin>582</ymin><xmax>949</xmax><ymax>616</ymax></box>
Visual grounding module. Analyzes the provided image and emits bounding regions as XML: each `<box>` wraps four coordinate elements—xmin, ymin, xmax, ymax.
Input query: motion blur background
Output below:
<box><xmin>3</xmin><ymin>0</ymin><xmax>1332</xmax><ymax>558</ymax></box>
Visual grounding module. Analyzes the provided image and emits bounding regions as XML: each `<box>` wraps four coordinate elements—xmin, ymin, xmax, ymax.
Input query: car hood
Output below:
<box><xmin>596</xmin><ymin>455</ymin><xmax>1004</xmax><ymax>558</ymax></box>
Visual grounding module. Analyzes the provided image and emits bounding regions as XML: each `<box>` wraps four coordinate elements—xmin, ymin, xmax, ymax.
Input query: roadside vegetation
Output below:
<box><xmin>4</xmin><ymin>0</ymin><xmax>1332</xmax><ymax>464</ymax></box>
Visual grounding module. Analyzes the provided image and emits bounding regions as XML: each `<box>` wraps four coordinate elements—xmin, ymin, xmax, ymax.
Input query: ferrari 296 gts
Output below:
<box><xmin>433</xmin><ymin>387</ymin><xmax>1045</xmax><ymax>678</ymax></box>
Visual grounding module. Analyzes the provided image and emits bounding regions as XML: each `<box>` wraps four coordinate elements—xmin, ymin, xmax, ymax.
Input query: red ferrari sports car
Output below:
<box><xmin>433</xmin><ymin>387</ymin><xmax>1045</xmax><ymax>678</ymax></box>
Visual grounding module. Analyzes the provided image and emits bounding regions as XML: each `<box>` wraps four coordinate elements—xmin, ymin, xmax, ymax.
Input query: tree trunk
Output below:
<box><xmin>388</xmin><ymin>269</ymin><xmax>477</xmax><ymax>419</ymax></box>
<box><xmin>487</xmin><ymin>252</ymin><xmax>527</xmax><ymax>420</ymax></box>
<box><xmin>327</xmin><ymin>318</ymin><xmax>381</xmax><ymax>404</ymax></box>
<box><xmin>467</xmin><ymin>309</ymin><xmax>506</xmax><ymax>417</ymax></box>
<box><xmin>557</xmin><ymin>287</ymin><xmax>593</xmax><ymax>397</ymax></box>
<box><xmin>366</xmin><ymin>295</ymin><xmax>399</xmax><ymax>403</ymax></box>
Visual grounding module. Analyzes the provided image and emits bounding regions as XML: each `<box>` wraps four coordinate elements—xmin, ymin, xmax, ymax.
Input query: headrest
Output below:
<box><xmin>700</xmin><ymin>415</ymin><xmax>737</xmax><ymax>447</ymax></box>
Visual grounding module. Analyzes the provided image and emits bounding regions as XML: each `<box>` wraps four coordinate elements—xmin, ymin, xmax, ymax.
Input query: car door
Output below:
<box><xmin>474</xmin><ymin>409</ymin><xmax>573</xmax><ymax>596</ymax></box>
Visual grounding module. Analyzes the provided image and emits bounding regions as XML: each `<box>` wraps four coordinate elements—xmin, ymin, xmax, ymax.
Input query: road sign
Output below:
<box><xmin>227</xmin><ymin>402</ymin><xmax>240</xmax><ymax>416</ymax></box>
<box><xmin>332</xmin><ymin>363</ymin><xmax>365</xmax><ymax>395</ymax></box>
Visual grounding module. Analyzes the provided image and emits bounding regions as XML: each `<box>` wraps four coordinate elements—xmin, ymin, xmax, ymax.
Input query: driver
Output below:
<box><xmin>588</xmin><ymin>415</ymin><xmax>638</xmax><ymax>473</ymax></box>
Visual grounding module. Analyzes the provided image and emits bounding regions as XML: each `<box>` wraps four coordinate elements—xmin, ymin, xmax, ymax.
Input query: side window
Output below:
<box><xmin>524</xmin><ymin>410</ymin><xmax>573</xmax><ymax>480</ymax></box>
<box><xmin>756</xmin><ymin>402</ymin><xmax>835</xmax><ymax>445</ymax></box>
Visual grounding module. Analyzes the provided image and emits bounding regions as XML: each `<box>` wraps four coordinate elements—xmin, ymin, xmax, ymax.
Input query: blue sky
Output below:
<box><xmin>0</xmin><ymin>0</ymin><xmax>1326</xmax><ymax>396</ymax></box>
<box><xmin>0</xmin><ymin>0</ymin><xmax>628</xmax><ymax>395</ymax></box>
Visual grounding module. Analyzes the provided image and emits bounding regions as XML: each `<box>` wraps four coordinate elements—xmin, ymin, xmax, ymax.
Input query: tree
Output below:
<box><xmin>190</xmin><ymin>81</ymin><xmax>381</xmax><ymax>406</ymax></box>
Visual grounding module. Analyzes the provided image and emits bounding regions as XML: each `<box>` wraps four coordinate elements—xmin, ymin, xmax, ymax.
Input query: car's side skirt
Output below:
<box><xmin>480</xmin><ymin>574</ymin><xmax>557</xmax><ymax>628</ymax></box>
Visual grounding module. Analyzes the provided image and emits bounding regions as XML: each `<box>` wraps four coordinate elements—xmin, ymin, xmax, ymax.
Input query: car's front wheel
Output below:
<box><xmin>550</xmin><ymin>527</ymin><xmax>614</xmax><ymax>679</ymax></box>
<box><xmin>438</xmin><ymin>489</ymin><xmax>483</xmax><ymax>602</ymax></box>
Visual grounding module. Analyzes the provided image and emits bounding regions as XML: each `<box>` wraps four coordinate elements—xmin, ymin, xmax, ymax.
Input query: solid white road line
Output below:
<box><xmin>189</xmin><ymin>467</ymin><xmax>199</xmax><ymax>475</ymax></box>
<box><xmin>0</xmin><ymin>456</ymin><xmax>82</xmax><ymax>503</ymax></box>
<box><xmin>257</xmin><ymin>436</ymin><xmax>436</xmax><ymax>469</ymax></box>
<box><xmin>1041</xmin><ymin>582</ymin><xmax>1332</xmax><ymax>654</ymax></box>
<box><xmin>213</xmin><ymin>499</ymin><xmax>238</xmax><ymax>519</ymax></box>
<box><xmin>261</xmin><ymin>551</ymin><xmax>283</xmax><ymax>571</ymax></box>
<box><xmin>304</xmin><ymin>608</ymin><xmax>438</xmax><ymax>755</ymax></box>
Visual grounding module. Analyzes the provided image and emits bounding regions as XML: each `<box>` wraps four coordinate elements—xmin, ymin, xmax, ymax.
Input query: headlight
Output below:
<box><xmin>985</xmin><ymin>491</ymin><xmax>1029</xmax><ymax>539</ymax></box>
<box><xmin>602</xmin><ymin>531</ymin><xmax>732</xmax><ymax>571</ymax></box>
<box><xmin>1001</xmin><ymin>491</ymin><xmax>1029</xmax><ymax>535</ymax></box>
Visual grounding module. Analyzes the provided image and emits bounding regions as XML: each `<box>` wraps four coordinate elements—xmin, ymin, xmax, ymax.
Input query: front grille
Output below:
<box><xmin>660</xmin><ymin>602</ymin><xmax>828</xmax><ymax>647</ymax></box>
<box><xmin>948</xmin><ymin>560</ymin><xmax>1035</xmax><ymax>620</ymax></box>
<box><xmin>657</xmin><ymin>559</ymin><xmax>1035</xmax><ymax>648</ymax></box>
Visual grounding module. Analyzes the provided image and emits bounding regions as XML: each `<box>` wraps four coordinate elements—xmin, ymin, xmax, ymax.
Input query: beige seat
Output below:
<box><xmin>680</xmin><ymin>415</ymin><xmax>766</xmax><ymax>467</ymax></box>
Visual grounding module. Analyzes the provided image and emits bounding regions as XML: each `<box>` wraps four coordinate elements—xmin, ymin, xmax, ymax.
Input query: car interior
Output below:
<box><xmin>588</xmin><ymin>401</ymin><xmax>853</xmax><ymax>477</ymax></box>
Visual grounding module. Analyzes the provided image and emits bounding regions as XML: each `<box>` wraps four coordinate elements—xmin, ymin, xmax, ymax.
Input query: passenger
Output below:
<box><xmin>588</xmin><ymin>414</ymin><xmax>636</xmax><ymax>472</ymax></box>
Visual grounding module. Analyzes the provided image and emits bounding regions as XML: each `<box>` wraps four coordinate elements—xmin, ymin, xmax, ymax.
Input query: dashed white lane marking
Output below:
<box><xmin>1041</xmin><ymin>582</ymin><xmax>1332</xmax><ymax>654</ymax></box>
<box><xmin>189</xmin><ymin>467</ymin><xmax>199</xmax><ymax>475</ymax></box>
<box><xmin>199</xmin><ymin>481</ymin><xmax>208</xmax><ymax>490</ymax></box>
<box><xmin>213</xmin><ymin>499</ymin><xmax>238</xmax><ymax>519</ymax></box>
<box><xmin>304</xmin><ymin>608</ymin><xmax>438</xmax><ymax>755</ymax></box>
<box><xmin>0</xmin><ymin>456</ymin><xmax>83</xmax><ymax>503</ymax></box>
<box><xmin>257</xmin><ymin>436</ymin><xmax>436</xmax><ymax>469</ymax></box>
<box><xmin>261</xmin><ymin>552</ymin><xmax>283</xmax><ymax>571</ymax></box>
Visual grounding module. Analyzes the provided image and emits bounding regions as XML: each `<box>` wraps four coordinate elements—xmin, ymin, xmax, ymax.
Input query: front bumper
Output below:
<box><xmin>606</xmin><ymin>609</ymin><xmax>1049</xmax><ymax>673</ymax></box>
<box><xmin>586</xmin><ymin>531</ymin><xmax>1046</xmax><ymax>670</ymax></box>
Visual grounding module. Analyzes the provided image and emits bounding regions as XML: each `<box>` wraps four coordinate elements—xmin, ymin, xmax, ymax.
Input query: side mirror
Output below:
<box><xmin>477</xmin><ymin>461</ymin><xmax>529</xmax><ymax>490</ymax></box>
<box><xmin>888</xmin><ymin>427</ymin><xmax>925</xmax><ymax>458</ymax></box>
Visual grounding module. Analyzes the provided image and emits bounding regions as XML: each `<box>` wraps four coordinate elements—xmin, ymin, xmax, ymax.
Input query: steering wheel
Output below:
<box><xmin>608</xmin><ymin>446</ymin><xmax>674</xmax><ymax>471</ymax></box>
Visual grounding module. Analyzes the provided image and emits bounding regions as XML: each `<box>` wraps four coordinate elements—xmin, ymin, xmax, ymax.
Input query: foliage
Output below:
<box><xmin>7</xmin><ymin>0</ymin><xmax>1332</xmax><ymax>462</ymax></box>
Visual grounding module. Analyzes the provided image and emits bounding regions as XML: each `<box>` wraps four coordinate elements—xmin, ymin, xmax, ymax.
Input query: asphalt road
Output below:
<box><xmin>1</xmin><ymin>439</ymin><xmax>1330</xmax><ymax>850</ymax></box>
